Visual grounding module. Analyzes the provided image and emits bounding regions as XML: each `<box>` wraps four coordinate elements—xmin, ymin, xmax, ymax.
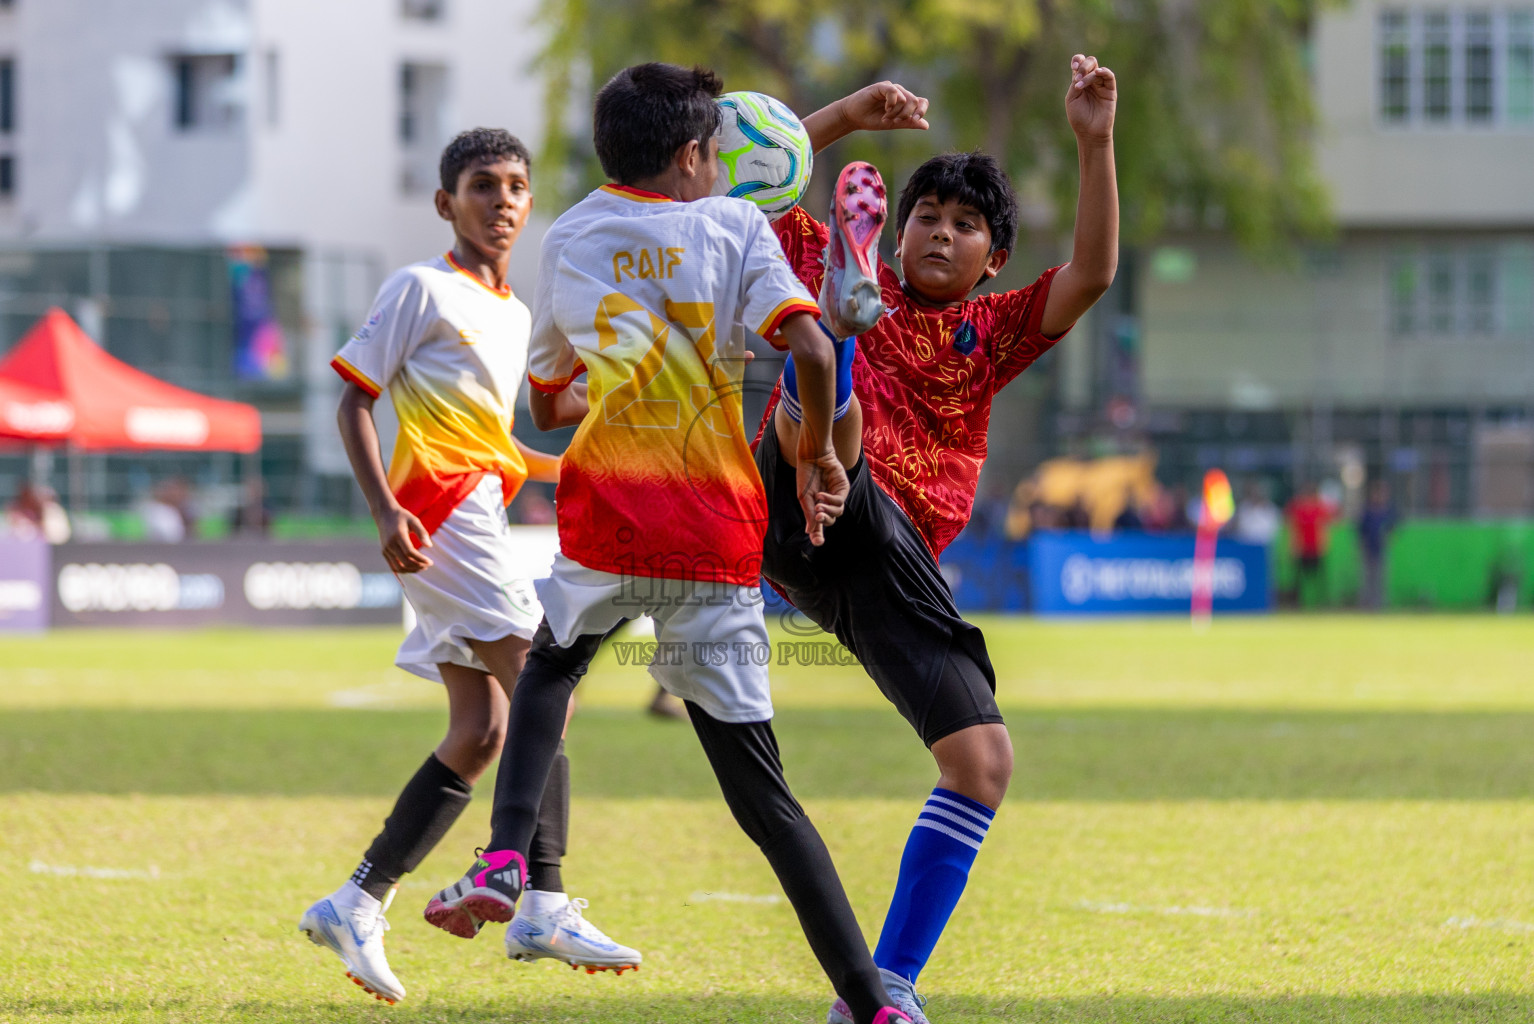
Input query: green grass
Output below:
<box><xmin>2</xmin><ymin>617</ymin><xmax>1533</xmax><ymax>1022</ymax></box>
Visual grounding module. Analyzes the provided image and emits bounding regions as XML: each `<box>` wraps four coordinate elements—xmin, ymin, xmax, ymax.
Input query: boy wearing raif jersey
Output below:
<box><xmin>423</xmin><ymin>65</ymin><xmax>910</xmax><ymax>1024</ymax></box>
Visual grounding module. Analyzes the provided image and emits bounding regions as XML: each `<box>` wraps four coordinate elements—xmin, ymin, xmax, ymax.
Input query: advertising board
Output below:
<box><xmin>50</xmin><ymin>541</ymin><xmax>402</xmax><ymax>628</ymax></box>
<box><xmin>1028</xmin><ymin>532</ymin><xmax>1272</xmax><ymax>616</ymax></box>
<box><xmin>0</xmin><ymin>538</ymin><xmax>50</xmax><ymax>631</ymax></box>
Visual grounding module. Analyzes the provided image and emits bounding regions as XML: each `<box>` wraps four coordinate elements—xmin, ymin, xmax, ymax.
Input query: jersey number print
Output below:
<box><xmin>593</xmin><ymin>294</ymin><xmax>737</xmax><ymax>437</ymax></box>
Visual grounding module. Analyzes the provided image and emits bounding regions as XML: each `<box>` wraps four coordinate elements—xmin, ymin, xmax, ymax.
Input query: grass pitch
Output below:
<box><xmin>1</xmin><ymin>616</ymin><xmax>1532</xmax><ymax>1022</ymax></box>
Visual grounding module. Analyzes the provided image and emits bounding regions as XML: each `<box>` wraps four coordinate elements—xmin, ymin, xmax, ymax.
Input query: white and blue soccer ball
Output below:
<box><xmin>714</xmin><ymin>91</ymin><xmax>813</xmax><ymax>218</ymax></box>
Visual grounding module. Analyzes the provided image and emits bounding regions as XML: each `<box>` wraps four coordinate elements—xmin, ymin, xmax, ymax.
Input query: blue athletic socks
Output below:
<box><xmin>873</xmin><ymin>787</ymin><xmax>995</xmax><ymax>983</ymax></box>
<box><xmin>780</xmin><ymin>322</ymin><xmax>856</xmax><ymax>424</ymax></box>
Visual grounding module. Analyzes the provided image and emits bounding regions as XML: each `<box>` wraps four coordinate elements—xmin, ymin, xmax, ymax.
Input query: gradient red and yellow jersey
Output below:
<box><xmin>331</xmin><ymin>253</ymin><xmax>530</xmax><ymax>535</ymax></box>
<box><xmin>529</xmin><ymin>185</ymin><xmax>818</xmax><ymax>584</ymax></box>
<box><xmin>756</xmin><ymin>205</ymin><xmax>1067</xmax><ymax>559</ymax></box>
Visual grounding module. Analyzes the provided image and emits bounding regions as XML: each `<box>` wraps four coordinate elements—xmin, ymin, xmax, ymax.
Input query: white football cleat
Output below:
<box><xmin>299</xmin><ymin>885</ymin><xmax>406</xmax><ymax>1005</ymax></box>
<box><xmin>504</xmin><ymin>893</ymin><xmax>642</xmax><ymax>974</ymax></box>
<box><xmin>827</xmin><ymin>967</ymin><xmax>928</xmax><ymax>1024</ymax></box>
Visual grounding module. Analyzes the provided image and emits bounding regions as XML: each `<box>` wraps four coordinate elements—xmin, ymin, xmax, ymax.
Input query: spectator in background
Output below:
<box><xmin>1286</xmin><ymin>480</ymin><xmax>1333</xmax><ymax>606</ymax></box>
<box><xmin>1155</xmin><ymin>484</ymin><xmax>1193</xmax><ymax>533</ymax></box>
<box><xmin>1357</xmin><ymin>479</ymin><xmax>1396</xmax><ymax>610</ymax></box>
<box><xmin>142</xmin><ymin>477</ymin><xmax>194</xmax><ymax>542</ymax></box>
<box><xmin>1112</xmin><ymin>488</ymin><xmax>1144</xmax><ymax>532</ymax></box>
<box><xmin>1233</xmin><ymin>480</ymin><xmax>1281</xmax><ymax>547</ymax></box>
<box><xmin>5</xmin><ymin>482</ymin><xmax>71</xmax><ymax>544</ymax></box>
<box><xmin>230</xmin><ymin>478</ymin><xmax>273</xmax><ymax>537</ymax></box>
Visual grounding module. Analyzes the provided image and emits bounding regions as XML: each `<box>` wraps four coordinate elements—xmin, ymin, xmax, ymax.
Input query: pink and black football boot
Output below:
<box><xmin>422</xmin><ymin>848</ymin><xmax>525</xmax><ymax>938</ymax></box>
<box><xmin>819</xmin><ymin>160</ymin><xmax>888</xmax><ymax>339</ymax></box>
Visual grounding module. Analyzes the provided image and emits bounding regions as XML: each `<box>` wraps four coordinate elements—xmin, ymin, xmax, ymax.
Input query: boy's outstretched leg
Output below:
<box><xmin>777</xmin><ymin>159</ymin><xmax>885</xmax><ymax>475</ymax></box>
<box><xmin>822</xmin><ymin>161</ymin><xmax>887</xmax><ymax>338</ymax></box>
<box><xmin>685</xmin><ymin>701</ymin><xmax>907</xmax><ymax>1024</ymax></box>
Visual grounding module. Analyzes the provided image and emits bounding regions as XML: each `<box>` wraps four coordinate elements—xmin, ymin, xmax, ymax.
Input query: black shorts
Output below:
<box><xmin>755</xmin><ymin>418</ymin><xmax>1003</xmax><ymax>747</ymax></box>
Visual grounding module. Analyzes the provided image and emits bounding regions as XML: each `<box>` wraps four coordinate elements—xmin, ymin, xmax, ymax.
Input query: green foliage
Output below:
<box><xmin>537</xmin><ymin>0</ymin><xmax>1335</xmax><ymax>253</ymax></box>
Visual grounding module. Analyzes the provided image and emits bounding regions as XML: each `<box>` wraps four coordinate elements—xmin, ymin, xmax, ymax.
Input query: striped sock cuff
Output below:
<box><xmin>912</xmin><ymin>788</ymin><xmax>994</xmax><ymax>851</ymax></box>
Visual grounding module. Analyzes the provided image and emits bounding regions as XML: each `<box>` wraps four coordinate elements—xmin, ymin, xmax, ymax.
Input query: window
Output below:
<box><xmin>402</xmin><ymin>0</ymin><xmax>446</xmax><ymax>20</ymax></box>
<box><xmin>1381</xmin><ymin>11</ymin><xmax>1412</xmax><ymax>120</ymax></box>
<box><xmin>0</xmin><ymin>155</ymin><xmax>13</xmax><ymax>199</ymax></box>
<box><xmin>1389</xmin><ymin>255</ymin><xmax>1419</xmax><ymax>334</ymax></box>
<box><xmin>1510</xmin><ymin>13</ymin><xmax>1534</xmax><ymax>121</ymax></box>
<box><xmin>1504</xmin><ymin>244</ymin><xmax>1534</xmax><ymax>333</ymax></box>
<box><xmin>1424</xmin><ymin>11</ymin><xmax>1453</xmax><ymax>120</ymax></box>
<box><xmin>1465</xmin><ymin>248</ymin><xmax>1498</xmax><ymax>332</ymax></box>
<box><xmin>264</xmin><ymin>49</ymin><xmax>279</xmax><ymax>128</ymax></box>
<box><xmin>399</xmin><ymin>62</ymin><xmax>449</xmax><ymax>193</ymax></box>
<box><xmin>172</xmin><ymin>53</ymin><xmax>244</xmax><ymax>131</ymax></box>
<box><xmin>0</xmin><ymin>59</ymin><xmax>13</xmax><ymax>134</ymax></box>
<box><xmin>1387</xmin><ymin>244</ymin><xmax>1530</xmax><ymax>337</ymax></box>
<box><xmin>1377</xmin><ymin>8</ymin><xmax>1534</xmax><ymax>127</ymax></box>
<box><xmin>1426</xmin><ymin>250</ymin><xmax>1456</xmax><ymax>331</ymax></box>
<box><xmin>1465</xmin><ymin>12</ymin><xmax>1495</xmax><ymax>120</ymax></box>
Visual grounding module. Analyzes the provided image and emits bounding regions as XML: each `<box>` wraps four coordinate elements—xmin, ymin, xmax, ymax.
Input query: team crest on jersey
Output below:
<box><xmin>952</xmin><ymin>320</ymin><xmax>978</xmax><ymax>355</ymax></box>
<box><xmin>353</xmin><ymin>311</ymin><xmax>384</xmax><ymax>344</ymax></box>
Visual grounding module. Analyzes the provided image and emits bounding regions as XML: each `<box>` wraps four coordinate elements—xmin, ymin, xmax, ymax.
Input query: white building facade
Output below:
<box><xmin>0</xmin><ymin>0</ymin><xmax>550</xmax><ymax>276</ymax></box>
<box><xmin>1069</xmin><ymin>0</ymin><xmax>1534</xmax><ymax>517</ymax></box>
<box><xmin>0</xmin><ymin>0</ymin><xmax>554</xmax><ymax>514</ymax></box>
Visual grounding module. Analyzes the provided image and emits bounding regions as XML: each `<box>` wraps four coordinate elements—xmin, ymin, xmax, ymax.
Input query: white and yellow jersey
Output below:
<box><xmin>331</xmin><ymin>252</ymin><xmax>531</xmax><ymax>534</ymax></box>
<box><xmin>528</xmin><ymin>184</ymin><xmax>818</xmax><ymax>585</ymax></box>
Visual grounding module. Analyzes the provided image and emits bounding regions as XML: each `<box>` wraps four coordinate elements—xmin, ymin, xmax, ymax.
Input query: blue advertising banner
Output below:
<box><xmin>0</xmin><ymin>538</ymin><xmax>50</xmax><ymax>631</ymax></box>
<box><xmin>939</xmin><ymin>535</ymin><xmax>1031</xmax><ymax>612</ymax></box>
<box><xmin>1027</xmin><ymin>532</ymin><xmax>1272</xmax><ymax>616</ymax></box>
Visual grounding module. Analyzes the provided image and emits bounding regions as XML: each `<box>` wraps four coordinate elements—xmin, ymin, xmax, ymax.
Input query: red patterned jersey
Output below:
<box><xmin>758</xmin><ymin>205</ymin><xmax>1067</xmax><ymax>559</ymax></box>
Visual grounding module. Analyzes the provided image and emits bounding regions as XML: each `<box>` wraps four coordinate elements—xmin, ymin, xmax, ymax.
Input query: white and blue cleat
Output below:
<box><xmin>299</xmin><ymin>885</ymin><xmax>406</xmax><ymax>1005</ymax></box>
<box><xmin>504</xmin><ymin>893</ymin><xmax>642</xmax><ymax>975</ymax></box>
<box><xmin>828</xmin><ymin>967</ymin><xmax>928</xmax><ymax>1024</ymax></box>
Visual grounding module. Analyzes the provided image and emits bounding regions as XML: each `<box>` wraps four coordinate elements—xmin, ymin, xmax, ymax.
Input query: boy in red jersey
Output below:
<box><xmin>755</xmin><ymin>58</ymin><xmax>1119</xmax><ymax>1023</ymax></box>
<box><xmin>423</xmin><ymin>63</ymin><xmax>909</xmax><ymax>1024</ymax></box>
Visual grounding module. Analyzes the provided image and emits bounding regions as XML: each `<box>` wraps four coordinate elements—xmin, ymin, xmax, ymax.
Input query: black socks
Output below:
<box><xmin>354</xmin><ymin>752</ymin><xmax>472</xmax><ymax>901</ymax></box>
<box><xmin>528</xmin><ymin>740</ymin><xmax>569</xmax><ymax>892</ymax></box>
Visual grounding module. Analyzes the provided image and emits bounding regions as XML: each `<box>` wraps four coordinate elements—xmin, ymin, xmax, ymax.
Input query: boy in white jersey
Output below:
<box><xmin>299</xmin><ymin>129</ymin><xmax>637</xmax><ymax>1005</ymax></box>
<box><xmin>423</xmin><ymin>65</ymin><xmax>909</xmax><ymax>1024</ymax></box>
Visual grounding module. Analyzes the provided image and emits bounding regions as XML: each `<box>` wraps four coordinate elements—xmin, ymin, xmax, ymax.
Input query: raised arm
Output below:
<box><xmin>1040</xmin><ymin>54</ymin><xmax>1119</xmax><ymax>338</ymax></box>
<box><xmin>801</xmin><ymin>82</ymin><xmax>930</xmax><ymax>154</ymax></box>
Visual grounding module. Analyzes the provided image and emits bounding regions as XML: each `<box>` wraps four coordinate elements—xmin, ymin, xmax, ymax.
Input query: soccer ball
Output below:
<box><xmin>714</xmin><ymin>91</ymin><xmax>813</xmax><ymax>218</ymax></box>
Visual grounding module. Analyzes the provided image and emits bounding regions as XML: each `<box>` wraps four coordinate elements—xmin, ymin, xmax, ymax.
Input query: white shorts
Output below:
<box><xmin>536</xmin><ymin>553</ymin><xmax>773</xmax><ymax>723</ymax></box>
<box><xmin>396</xmin><ymin>474</ymin><xmax>543</xmax><ymax>683</ymax></box>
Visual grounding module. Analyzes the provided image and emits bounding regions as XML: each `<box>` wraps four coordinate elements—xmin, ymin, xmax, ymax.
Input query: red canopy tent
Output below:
<box><xmin>0</xmin><ymin>375</ymin><xmax>75</xmax><ymax>443</ymax></box>
<box><xmin>0</xmin><ymin>308</ymin><xmax>261</xmax><ymax>451</ymax></box>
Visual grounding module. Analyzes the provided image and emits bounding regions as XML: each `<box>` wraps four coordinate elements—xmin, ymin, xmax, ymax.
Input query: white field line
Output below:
<box><xmin>688</xmin><ymin>891</ymin><xmax>781</xmax><ymax>905</ymax></box>
<box><xmin>30</xmin><ymin>861</ymin><xmax>161</xmax><ymax>880</ymax></box>
<box><xmin>1445</xmin><ymin>916</ymin><xmax>1534</xmax><ymax>933</ymax></box>
<box><xmin>328</xmin><ymin>676</ymin><xmax>423</xmax><ymax>708</ymax></box>
<box><xmin>1074</xmin><ymin>900</ymin><xmax>1253</xmax><ymax>918</ymax></box>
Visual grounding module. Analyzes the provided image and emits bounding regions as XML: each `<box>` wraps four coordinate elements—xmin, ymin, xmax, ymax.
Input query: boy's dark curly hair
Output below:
<box><xmin>897</xmin><ymin>151</ymin><xmax>1019</xmax><ymax>258</ymax></box>
<box><xmin>594</xmin><ymin>63</ymin><xmax>724</xmax><ymax>185</ymax></box>
<box><xmin>439</xmin><ymin>128</ymin><xmax>531</xmax><ymax>193</ymax></box>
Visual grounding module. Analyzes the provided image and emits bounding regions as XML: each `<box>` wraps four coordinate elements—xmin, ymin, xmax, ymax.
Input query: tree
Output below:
<box><xmin>536</xmin><ymin>0</ymin><xmax>1333</xmax><ymax>254</ymax></box>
